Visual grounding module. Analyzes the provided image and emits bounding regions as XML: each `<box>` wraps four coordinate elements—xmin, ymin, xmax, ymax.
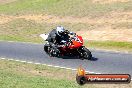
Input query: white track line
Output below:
<box><xmin>0</xmin><ymin>57</ymin><xmax>101</xmax><ymax>74</ymax></box>
<box><xmin>1</xmin><ymin>57</ymin><xmax>132</xmax><ymax>80</ymax></box>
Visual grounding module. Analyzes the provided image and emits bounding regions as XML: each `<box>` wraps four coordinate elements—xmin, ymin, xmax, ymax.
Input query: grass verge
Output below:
<box><xmin>0</xmin><ymin>59</ymin><xmax>81</xmax><ymax>88</ymax></box>
<box><xmin>0</xmin><ymin>58</ymin><xmax>132</xmax><ymax>88</ymax></box>
<box><xmin>0</xmin><ymin>0</ymin><xmax>132</xmax><ymax>16</ymax></box>
<box><xmin>85</xmin><ymin>40</ymin><xmax>132</xmax><ymax>52</ymax></box>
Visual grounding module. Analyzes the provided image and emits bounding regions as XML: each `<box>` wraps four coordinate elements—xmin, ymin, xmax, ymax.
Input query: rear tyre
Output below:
<box><xmin>81</xmin><ymin>47</ymin><xmax>92</xmax><ymax>60</ymax></box>
<box><xmin>44</xmin><ymin>44</ymin><xmax>49</xmax><ymax>54</ymax></box>
<box><xmin>44</xmin><ymin>44</ymin><xmax>59</xmax><ymax>57</ymax></box>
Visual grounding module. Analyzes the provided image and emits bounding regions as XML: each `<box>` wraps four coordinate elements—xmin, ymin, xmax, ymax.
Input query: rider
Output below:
<box><xmin>46</xmin><ymin>26</ymin><xmax>74</xmax><ymax>54</ymax></box>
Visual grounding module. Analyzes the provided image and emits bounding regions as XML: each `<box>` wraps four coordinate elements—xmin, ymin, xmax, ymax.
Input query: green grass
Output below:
<box><xmin>0</xmin><ymin>59</ymin><xmax>78</xmax><ymax>88</ymax></box>
<box><xmin>0</xmin><ymin>59</ymin><xmax>101</xmax><ymax>88</ymax></box>
<box><xmin>85</xmin><ymin>40</ymin><xmax>132</xmax><ymax>52</ymax></box>
<box><xmin>0</xmin><ymin>0</ymin><xmax>132</xmax><ymax>16</ymax></box>
<box><xmin>1</xmin><ymin>72</ymin><xmax>83</xmax><ymax>88</ymax></box>
<box><xmin>0</xmin><ymin>58</ymin><xmax>132</xmax><ymax>88</ymax></box>
<box><xmin>1</xmin><ymin>58</ymin><xmax>132</xmax><ymax>88</ymax></box>
<box><xmin>0</xmin><ymin>71</ymin><xmax>76</xmax><ymax>88</ymax></box>
<box><xmin>0</xmin><ymin>18</ymin><xmax>97</xmax><ymax>42</ymax></box>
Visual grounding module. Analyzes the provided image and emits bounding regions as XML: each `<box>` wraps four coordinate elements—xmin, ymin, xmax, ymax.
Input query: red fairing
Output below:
<box><xmin>77</xmin><ymin>35</ymin><xmax>83</xmax><ymax>44</ymax></box>
<box><xmin>69</xmin><ymin>35</ymin><xmax>83</xmax><ymax>49</ymax></box>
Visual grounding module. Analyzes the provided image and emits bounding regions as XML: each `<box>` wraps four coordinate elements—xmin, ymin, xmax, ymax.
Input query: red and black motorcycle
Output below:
<box><xmin>40</xmin><ymin>33</ymin><xmax>92</xmax><ymax>60</ymax></box>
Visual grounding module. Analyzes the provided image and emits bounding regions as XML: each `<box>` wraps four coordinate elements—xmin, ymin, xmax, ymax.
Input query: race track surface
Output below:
<box><xmin>0</xmin><ymin>41</ymin><xmax>132</xmax><ymax>75</ymax></box>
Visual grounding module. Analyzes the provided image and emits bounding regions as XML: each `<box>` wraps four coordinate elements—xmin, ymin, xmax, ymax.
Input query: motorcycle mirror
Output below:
<box><xmin>70</xmin><ymin>32</ymin><xmax>76</xmax><ymax>36</ymax></box>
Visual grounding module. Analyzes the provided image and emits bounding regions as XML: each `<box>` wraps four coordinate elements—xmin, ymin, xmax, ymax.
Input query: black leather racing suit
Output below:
<box><xmin>46</xmin><ymin>29</ymin><xmax>70</xmax><ymax>53</ymax></box>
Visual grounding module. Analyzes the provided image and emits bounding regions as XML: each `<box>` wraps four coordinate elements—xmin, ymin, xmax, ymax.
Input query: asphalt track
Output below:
<box><xmin>0</xmin><ymin>41</ymin><xmax>132</xmax><ymax>75</ymax></box>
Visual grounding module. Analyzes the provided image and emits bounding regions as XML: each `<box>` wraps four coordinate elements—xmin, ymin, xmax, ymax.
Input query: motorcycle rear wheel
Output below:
<box><xmin>44</xmin><ymin>44</ymin><xmax>59</xmax><ymax>57</ymax></box>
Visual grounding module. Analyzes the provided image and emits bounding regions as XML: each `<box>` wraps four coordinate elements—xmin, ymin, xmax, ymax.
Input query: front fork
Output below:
<box><xmin>77</xmin><ymin>46</ymin><xmax>85</xmax><ymax>59</ymax></box>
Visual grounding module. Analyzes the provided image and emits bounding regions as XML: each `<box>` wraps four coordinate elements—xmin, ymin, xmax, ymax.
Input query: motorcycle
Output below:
<box><xmin>40</xmin><ymin>33</ymin><xmax>92</xmax><ymax>60</ymax></box>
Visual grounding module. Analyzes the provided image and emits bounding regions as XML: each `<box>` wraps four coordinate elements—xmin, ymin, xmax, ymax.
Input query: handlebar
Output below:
<box><xmin>58</xmin><ymin>34</ymin><xmax>77</xmax><ymax>48</ymax></box>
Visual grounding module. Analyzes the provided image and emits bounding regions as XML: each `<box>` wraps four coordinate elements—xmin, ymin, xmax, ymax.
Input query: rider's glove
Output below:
<box><xmin>65</xmin><ymin>30</ymin><xmax>69</xmax><ymax>34</ymax></box>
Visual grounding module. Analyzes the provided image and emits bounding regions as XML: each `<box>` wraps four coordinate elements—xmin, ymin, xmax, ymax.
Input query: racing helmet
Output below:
<box><xmin>56</xmin><ymin>26</ymin><xmax>65</xmax><ymax>36</ymax></box>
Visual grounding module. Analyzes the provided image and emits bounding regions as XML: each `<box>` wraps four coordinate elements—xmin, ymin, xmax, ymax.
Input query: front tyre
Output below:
<box><xmin>81</xmin><ymin>47</ymin><xmax>92</xmax><ymax>60</ymax></box>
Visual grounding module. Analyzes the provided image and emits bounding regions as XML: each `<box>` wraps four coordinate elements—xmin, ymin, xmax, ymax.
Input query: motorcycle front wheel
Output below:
<box><xmin>79</xmin><ymin>46</ymin><xmax>92</xmax><ymax>60</ymax></box>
